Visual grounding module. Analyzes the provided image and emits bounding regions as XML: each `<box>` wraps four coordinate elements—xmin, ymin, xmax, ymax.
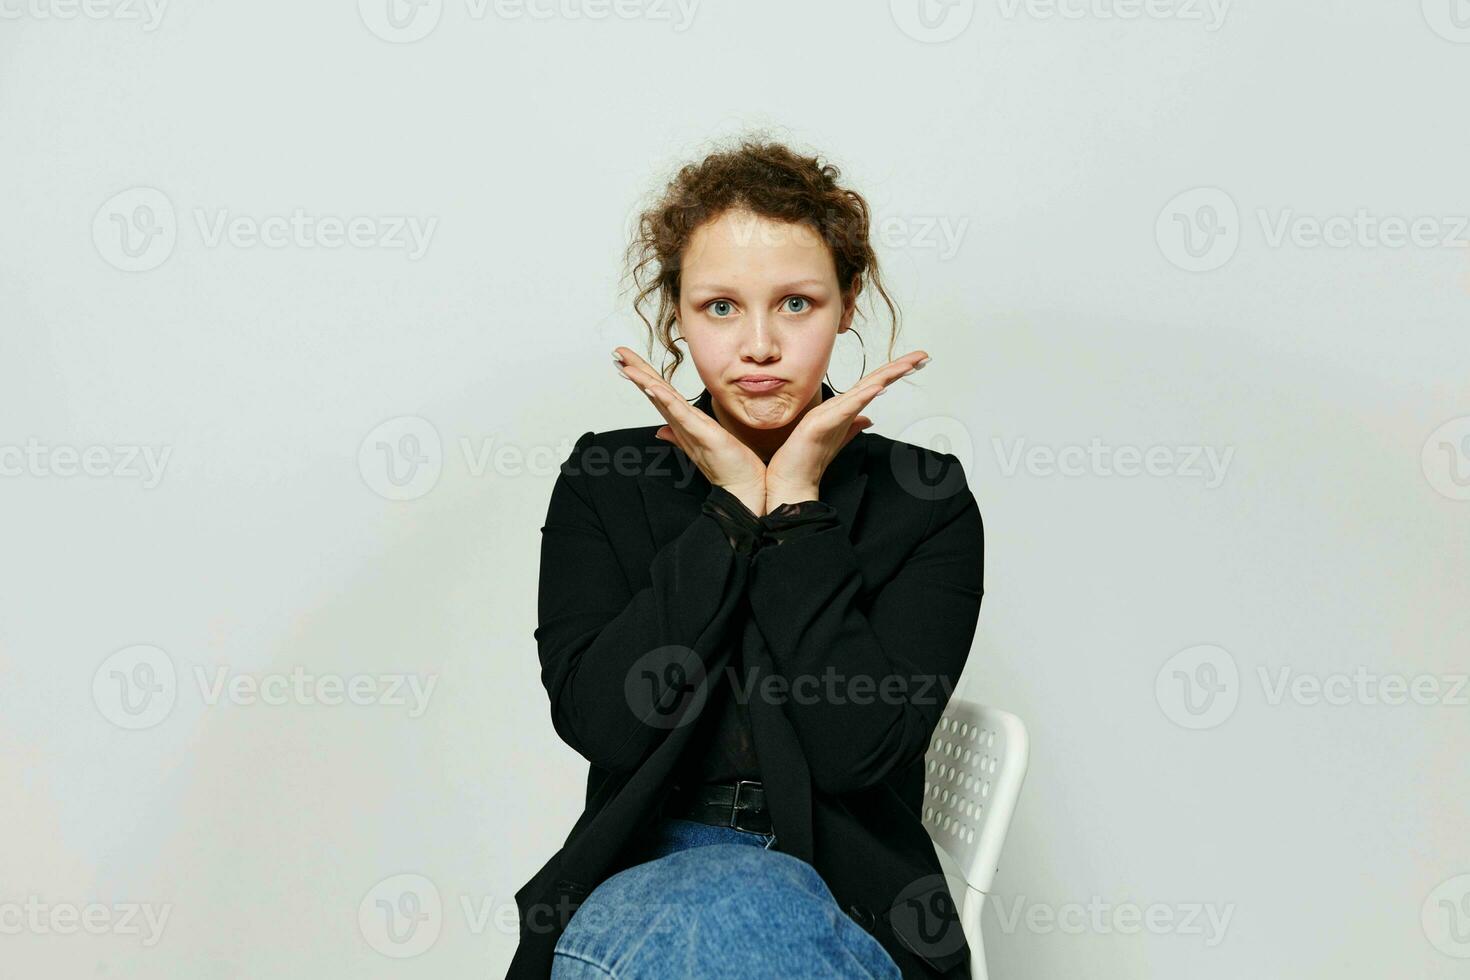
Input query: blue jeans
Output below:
<box><xmin>551</xmin><ymin>817</ymin><xmax>902</xmax><ymax>979</ymax></box>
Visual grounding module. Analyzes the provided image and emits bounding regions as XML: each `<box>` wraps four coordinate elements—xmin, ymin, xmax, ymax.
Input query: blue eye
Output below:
<box><xmin>784</xmin><ymin>296</ymin><xmax>810</xmax><ymax>313</ymax></box>
<box><xmin>708</xmin><ymin>300</ymin><xmax>734</xmax><ymax>317</ymax></box>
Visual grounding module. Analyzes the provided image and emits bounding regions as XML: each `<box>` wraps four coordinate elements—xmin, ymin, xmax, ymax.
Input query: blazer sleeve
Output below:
<box><xmin>744</xmin><ymin>452</ymin><xmax>984</xmax><ymax>795</ymax></box>
<box><xmin>534</xmin><ymin>430</ymin><xmax>750</xmax><ymax>774</ymax></box>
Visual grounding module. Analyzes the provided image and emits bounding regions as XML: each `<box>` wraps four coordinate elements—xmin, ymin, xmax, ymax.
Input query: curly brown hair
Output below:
<box><xmin>623</xmin><ymin>137</ymin><xmax>901</xmax><ymax>389</ymax></box>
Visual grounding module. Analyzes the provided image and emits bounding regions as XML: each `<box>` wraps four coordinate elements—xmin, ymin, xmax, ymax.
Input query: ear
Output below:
<box><xmin>838</xmin><ymin>277</ymin><xmax>861</xmax><ymax>332</ymax></box>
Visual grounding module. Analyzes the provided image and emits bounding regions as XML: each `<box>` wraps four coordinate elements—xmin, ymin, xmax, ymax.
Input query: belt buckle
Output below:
<box><xmin>730</xmin><ymin>779</ymin><xmax>761</xmax><ymax>831</ymax></box>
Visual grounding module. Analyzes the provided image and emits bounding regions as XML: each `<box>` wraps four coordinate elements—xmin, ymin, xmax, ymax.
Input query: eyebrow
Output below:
<box><xmin>685</xmin><ymin>279</ymin><xmax>831</xmax><ymax>294</ymax></box>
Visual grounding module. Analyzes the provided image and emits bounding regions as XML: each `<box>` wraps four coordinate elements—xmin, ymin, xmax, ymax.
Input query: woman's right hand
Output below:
<box><xmin>613</xmin><ymin>346</ymin><xmax>768</xmax><ymax>516</ymax></box>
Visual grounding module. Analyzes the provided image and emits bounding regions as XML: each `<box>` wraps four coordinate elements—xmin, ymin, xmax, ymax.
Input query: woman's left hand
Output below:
<box><xmin>764</xmin><ymin>351</ymin><xmax>931</xmax><ymax>510</ymax></box>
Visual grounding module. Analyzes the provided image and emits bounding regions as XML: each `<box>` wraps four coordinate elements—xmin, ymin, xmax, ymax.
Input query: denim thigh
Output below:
<box><xmin>551</xmin><ymin>819</ymin><xmax>901</xmax><ymax>979</ymax></box>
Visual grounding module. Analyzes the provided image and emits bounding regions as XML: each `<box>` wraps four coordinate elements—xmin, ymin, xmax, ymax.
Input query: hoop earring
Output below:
<box><xmin>824</xmin><ymin>327</ymin><xmax>867</xmax><ymax>394</ymax></box>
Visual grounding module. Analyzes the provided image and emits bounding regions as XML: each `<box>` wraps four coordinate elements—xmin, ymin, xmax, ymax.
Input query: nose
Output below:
<box><xmin>739</xmin><ymin>310</ymin><xmax>780</xmax><ymax>364</ymax></box>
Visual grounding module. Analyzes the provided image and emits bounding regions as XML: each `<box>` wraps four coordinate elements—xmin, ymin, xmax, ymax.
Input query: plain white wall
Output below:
<box><xmin>2</xmin><ymin>2</ymin><xmax>1467</xmax><ymax>977</ymax></box>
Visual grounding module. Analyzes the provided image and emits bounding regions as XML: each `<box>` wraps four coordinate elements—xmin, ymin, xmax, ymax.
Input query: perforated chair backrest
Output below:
<box><xmin>921</xmin><ymin>701</ymin><xmax>1029</xmax><ymax>895</ymax></box>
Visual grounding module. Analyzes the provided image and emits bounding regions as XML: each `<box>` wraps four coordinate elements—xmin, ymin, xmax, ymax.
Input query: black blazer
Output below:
<box><xmin>508</xmin><ymin>383</ymin><xmax>986</xmax><ymax>978</ymax></box>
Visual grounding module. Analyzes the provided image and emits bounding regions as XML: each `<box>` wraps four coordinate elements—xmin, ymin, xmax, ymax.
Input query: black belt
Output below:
<box><xmin>663</xmin><ymin>779</ymin><xmax>772</xmax><ymax>835</ymax></box>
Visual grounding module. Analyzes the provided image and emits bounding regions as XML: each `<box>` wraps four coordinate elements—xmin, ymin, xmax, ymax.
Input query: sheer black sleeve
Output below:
<box><xmin>701</xmin><ymin>485</ymin><xmax>766</xmax><ymax>555</ymax></box>
<box><xmin>760</xmin><ymin>499</ymin><xmax>841</xmax><ymax>545</ymax></box>
<box><xmin>701</xmin><ymin>488</ymin><xmax>841</xmax><ymax>555</ymax></box>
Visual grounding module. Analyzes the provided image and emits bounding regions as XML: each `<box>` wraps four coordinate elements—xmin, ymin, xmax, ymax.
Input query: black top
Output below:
<box><xmin>516</xmin><ymin>395</ymin><xmax>986</xmax><ymax>978</ymax></box>
<box><xmin>678</xmin><ymin>484</ymin><xmax>842</xmax><ymax>782</ymax></box>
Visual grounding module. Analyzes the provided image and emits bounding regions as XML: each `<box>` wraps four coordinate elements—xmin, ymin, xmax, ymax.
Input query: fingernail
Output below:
<box><xmin>617</xmin><ymin>367</ymin><xmax>629</xmax><ymax>379</ymax></box>
<box><xmin>611</xmin><ymin>350</ymin><xmax>626</xmax><ymax>364</ymax></box>
<box><xmin>914</xmin><ymin>356</ymin><xmax>931</xmax><ymax>370</ymax></box>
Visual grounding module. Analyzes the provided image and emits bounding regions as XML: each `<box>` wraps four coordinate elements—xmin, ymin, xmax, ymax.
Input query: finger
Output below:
<box><xmin>613</xmin><ymin>347</ymin><xmax>689</xmax><ymax>431</ymax></box>
<box><xmin>614</xmin><ymin>357</ymin><xmax>724</xmax><ymax>463</ymax></box>
<box><xmin>812</xmin><ymin>351</ymin><xmax>926</xmax><ymax>420</ymax></box>
<box><xmin>613</xmin><ymin>345</ymin><xmax>661</xmax><ymax>382</ymax></box>
<box><xmin>820</xmin><ymin>352</ymin><xmax>927</xmax><ymax>422</ymax></box>
<box><xmin>820</xmin><ymin>380</ymin><xmax>890</xmax><ymax>426</ymax></box>
<box><xmin>614</xmin><ymin>347</ymin><xmax>694</xmax><ymax>405</ymax></box>
<box><xmin>849</xmin><ymin>349</ymin><xmax>930</xmax><ymax>396</ymax></box>
<box><xmin>616</xmin><ymin>351</ymin><xmax>725</xmax><ymax>440</ymax></box>
<box><xmin>613</xmin><ymin>346</ymin><xmax>684</xmax><ymax>405</ymax></box>
<box><xmin>613</xmin><ymin>346</ymin><xmax>664</xmax><ymax>393</ymax></box>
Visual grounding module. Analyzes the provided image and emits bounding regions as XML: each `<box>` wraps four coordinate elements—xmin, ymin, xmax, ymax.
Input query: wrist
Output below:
<box><xmin>765</xmin><ymin>482</ymin><xmax>820</xmax><ymax>512</ymax></box>
<box><xmin>720</xmin><ymin>480</ymin><xmax>767</xmax><ymax>518</ymax></box>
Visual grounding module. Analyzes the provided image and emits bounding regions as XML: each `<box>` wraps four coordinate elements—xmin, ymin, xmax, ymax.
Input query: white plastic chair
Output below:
<box><xmin>921</xmin><ymin>702</ymin><xmax>1030</xmax><ymax>980</ymax></box>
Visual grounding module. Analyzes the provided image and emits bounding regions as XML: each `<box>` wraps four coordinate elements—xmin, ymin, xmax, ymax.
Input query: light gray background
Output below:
<box><xmin>2</xmin><ymin>1</ymin><xmax>1467</xmax><ymax>977</ymax></box>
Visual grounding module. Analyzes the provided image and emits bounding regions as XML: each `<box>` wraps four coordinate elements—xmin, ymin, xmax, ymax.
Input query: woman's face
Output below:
<box><xmin>677</xmin><ymin>209</ymin><xmax>854</xmax><ymax>431</ymax></box>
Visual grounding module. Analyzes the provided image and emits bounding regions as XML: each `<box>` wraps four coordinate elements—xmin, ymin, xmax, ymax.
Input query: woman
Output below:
<box><xmin>507</xmin><ymin>139</ymin><xmax>985</xmax><ymax>979</ymax></box>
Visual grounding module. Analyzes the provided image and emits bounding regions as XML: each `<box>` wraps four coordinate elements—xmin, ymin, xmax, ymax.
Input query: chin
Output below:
<box><xmin>727</xmin><ymin>388</ymin><xmax>811</xmax><ymax>427</ymax></box>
